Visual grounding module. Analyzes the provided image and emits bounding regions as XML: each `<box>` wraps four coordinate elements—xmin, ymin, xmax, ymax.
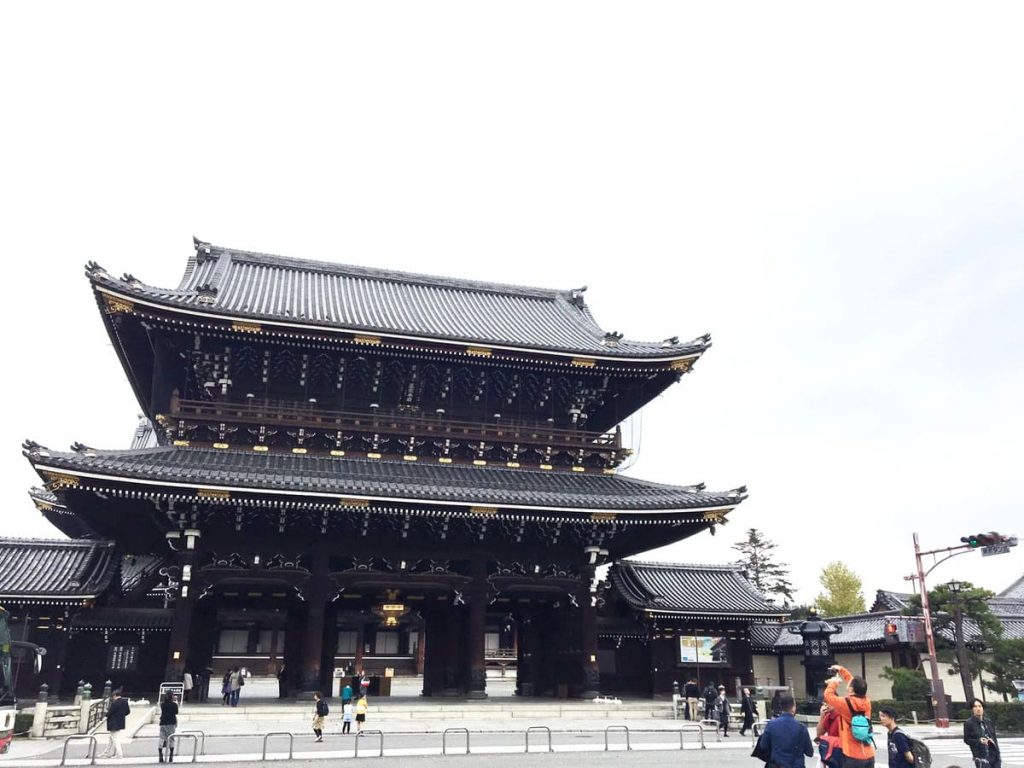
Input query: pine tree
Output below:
<box><xmin>815</xmin><ymin>562</ymin><xmax>866</xmax><ymax>617</ymax></box>
<box><xmin>732</xmin><ymin>528</ymin><xmax>795</xmax><ymax>605</ymax></box>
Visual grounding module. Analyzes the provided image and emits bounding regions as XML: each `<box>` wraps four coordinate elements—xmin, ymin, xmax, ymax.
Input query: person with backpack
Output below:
<box><xmin>823</xmin><ymin>664</ymin><xmax>875</xmax><ymax>767</ymax></box>
<box><xmin>311</xmin><ymin>691</ymin><xmax>329</xmax><ymax>743</ymax></box>
<box><xmin>714</xmin><ymin>685</ymin><xmax>732</xmax><ymax>737</ymax></box>
<box><xmin>158</xmin><ymin>691</ymin><xmax>178</xmax><ymax>763</ymax></box>
<box><xmin>755</xmin><ymin>691</ymin><xmax>814</xmax><ymax>767</ymax></box>
<box><xmin>879</xmin><ymin>706</ymin><xmax>930</xmax><ymax>767</ymax></box>
<box><xmin>702</xmin><ymin>682</ymin><xmax>717</xmax><ymax>721</ymax></box>
<box><xmin>815</xmin><ymin>701</ymin><xmax>843</xmax><ymax>767</ymax></box>
<box><xmin>964</xmin><ymin>698</ymin><xmax>1001</xmax><ymax>768</ymax></box>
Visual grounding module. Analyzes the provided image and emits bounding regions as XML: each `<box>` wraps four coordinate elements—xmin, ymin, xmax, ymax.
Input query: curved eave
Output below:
<box><xmin>643</xmin><ymin>609</ymin><xmax>790</xmax><ymax>620</ymax></box>
<box><xmin>0</xmin><ymin>594</ymin><xmax>97</xmax><ymax>604</ymax></box>
<box><xmin>29</xmin><ymin>460</ymin><xmax>742</xmax><ymax>518</ymax></box>
<box><xmin>89</xmin><ymin>279</ymin><xmax>710</xmax><ymax>366</ymax></box>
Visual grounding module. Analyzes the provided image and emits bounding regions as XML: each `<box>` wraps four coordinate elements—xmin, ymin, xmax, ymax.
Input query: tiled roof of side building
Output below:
<box><xmin>0</xmin><ymin>538</ymin><xmax>117</xmax><ymax>602</ymax></box>
<box><xmin>610</xmin><ymin>560</ymin><xmax>788</xmax><ymax>618</ymax></box>
<box><xmin>750</xmin><ymin>612</ymin><xmax>895</xmax><ymax>652</ymax></box>
<box><xmin>25</xmin><ymin>444</ymin><xmax>745</xmax><ymax>513</ymax></box>
<box><xmin>999</xmin><ymin>574</ymin><xmax>1024</xmax><ymax>599</ymax></box>
<box><xmin>870</xmin><ymin>589</ymin><xmax>915</xmax><ymax>613</ymax></box>
<box><xmin>86</xmin><ymin>240</ymin><xmax>710</xmax><ymax>360</ymax></box>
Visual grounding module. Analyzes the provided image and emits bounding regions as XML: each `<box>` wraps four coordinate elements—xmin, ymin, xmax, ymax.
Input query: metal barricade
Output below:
<box><xmin>60</xmin><ymin>734</ymin><xmax>98</xmax><ymax>766</ymax></box>
<box><xmin>751</xmin><ymin>720</ymin><xmax>767</xmax><ymax>745</ymax></box>
<box><xmin>168</xmin><ymin>733</ymin><xmax>199</xmax><ymax>764</ymax></box>
<box><xmin>604</xmin><ymin>725</ymin><xmax>631</xmax><ymax>751</ymax></box>
<box><xmin>700</xmin><ymin>719</ymin><xmax>722</xmax><ymax>741</ymax></box>
<box><xmin>354</xmin><ymin>729</ymin><xmax>383</xmax><ymax>758</ymax></box>
<box><xmin>261</xmin><ymin>731</ymin><xmax>294</xmax><ymax>760</ymax></box>
<box><xmin>442</xmin><ymin>727</ymin><xmax>470</xmax><ymax>755</ymax></box>
<box><xmin>178</xmin><ymin>730</ymin><xmax>207</xmax><ymax>755</ymax></box>
<box><xmin>525</xmin><ymin>725</ymin><xmax>553</xmax><ymax>753</ymax></box>
<box><xmin>678</xmin><ymin>722</ymin><xmax>706</xmax><ymax>750</ymax></box>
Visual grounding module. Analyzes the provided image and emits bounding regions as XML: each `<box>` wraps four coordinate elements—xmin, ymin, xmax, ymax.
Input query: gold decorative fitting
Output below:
<box><xmin>473</xmin><ymin>459</ymin><xmax>487</xmax><ymax>466</ymax></box>
<box><xmin>155</xmin><ymin>414</ymin><xmax>171</xmax><ymax>427</ymax></box>
<box><xmin>471</xmin><ymin>506</ymin><xmax>499</xmax><ymax>517</ymax></box>
<box><xmin>571</xmin><ymin>357</ymin><xmax>597</xmax><ymax>368</ymax></box>
<box><xmin>670</xmin><ymin>358</ymin><xmax>694</xmax><ymax>372</ymax></box>
<box><xmin>213</xmin><ymin>442</ymin><xmax>229</xmax><ymax>449</ymax></box>
<box><xmin>467</xmin><ymin>346</ymin><xmax>493</xmax><ymax>357</ymax></box>
<box><xmin>539</xmin><ymin>463</ymin><xmax>553</xmax><ymax>470</ymax></box>
<box><xmin>253</xmin><ymin>445</ymin><xmax>269</xmax><ymax>452</ymax></box>
<box><xmin>291</xmin><ymin>447</ymin><xmax>308</xmax><ymax>455</ymax></box>
<box><xmin>591</xmin><ymin>512</ymin><xmax>617</xmax><ymax>521</ymax></box>
<box><xmin>354</xmin><ymin>334</ymin><xmax>381</xmax><ymax>346</ymax></box>
<box><xmin>367</xmin><ymin>452</ymin><xmax>382</xmax><ymax>459</ymax></box>
<box><xmin>702</xmin><ymin>509</ymin><xmax>726</xmax><ymax>523</ymax></box>
<box><xmin>102</xmin><ymin>295</ymin><xmax>134</xmax><ymax>314</ymax></box>
<box><xmin>197</xmin><ymin>488</ymin><xmax>231</xmax><ymax>500</ymax></box>
<box><xmin>231</xmin><ymin>321</ymin><xmax>262</xmax><ymax>334</ymax></box>
<box><xmin>438</xmin><ymin>457</ymin><xmax>453</xmax><ymax>464</ymax></box>
<box><xmin>506</xmin><ymin>461</ymin><xmax>520</xmax><ymax>468</ymax></box>
<box><xmin>403</xmin><ymin>455</ymin><xmax>418</xmax><ymax>461</ymax></box>
<box><xmin>42</xmin><ymin>471</ymin><xmax>80</xmax><ymax>491</ymax></box>
<box><xmin>33</xmin><ymin>500</ymin><xmax>55</xmax><ymax>512</ymax></box>
<box><xmin>338</xmin><ymin>497</ymin><xmax>370</xmax><ymax>508</ymax></box>
<box><xmin>571</xmin><ymin>465</ymin><xmax>585</xmax><ymax>473</ymax></box>
<box><xmin>172</xmin><ymin>440</ymin><xmax>191</xmax><ymax>447</ymax></box>
<box><xmin>603</xmin><ymin>468</ymin><xmax>617</xmax><ymax>475</ymax></box>
<box><xmin>330</xmin><ymin>450</ymin><xmax>346</xmax><ymax>457</ymax></box>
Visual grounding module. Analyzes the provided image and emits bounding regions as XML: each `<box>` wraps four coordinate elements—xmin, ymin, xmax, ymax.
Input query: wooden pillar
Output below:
<box><xmin>297</xmin><ymin>544</ymin><xmax>330</xmax><ymax>692</ymax></box>
<box><xmin>164</xmin><ymin>530</ymin><xmax>201</xmax><ymax>680</ymax></box>
<box><xmin>353</xmin><ymin>622</ymin><xmax>366</xmax><ymax>673</ymax></box>
<box><xmin>579</xmin><ymin>570</ymin><xmax>600</xmax><ymax>698</ymax></box>
<box><xmin>467</xmin><ymin>556</ymin><xmax>488</xmax><ymax>699</ymax></box>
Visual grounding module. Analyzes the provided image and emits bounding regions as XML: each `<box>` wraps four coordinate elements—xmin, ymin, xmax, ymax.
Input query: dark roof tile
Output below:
<box><xmin>0</xmin><ymin>538</ymin><xmax>117</xmax><ymax>601</ymax></box>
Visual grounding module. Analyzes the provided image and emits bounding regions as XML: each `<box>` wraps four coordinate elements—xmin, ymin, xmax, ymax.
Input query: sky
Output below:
<box><xmin>2</xmin><ymin>2</ymin><xmax>1022</xmax><ymax>607</ymax></box>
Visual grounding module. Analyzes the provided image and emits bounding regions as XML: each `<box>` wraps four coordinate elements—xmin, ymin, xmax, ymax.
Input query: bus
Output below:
<box><xmin>0</xmin><ymin>606</ymin><xmax>46</xmax><ymax>754</ymax></box>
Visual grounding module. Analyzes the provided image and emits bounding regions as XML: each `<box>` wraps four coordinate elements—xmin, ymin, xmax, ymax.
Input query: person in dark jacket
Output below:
<box><xmin>739</xmin><ymin>687</ymin><xmax>756</xmax><ymax>736</ymax></box>
<box><xmin>702</xmin><ymin>682</ymin><xmax>717</xmax><ymax>721</ymax></box>
<box><xmin>684</xmin><ymin>679</ymin><xmax>700</xmax><ymax>721</ymax></box>
<box><xmin>715</xmin><ymin>685</ymin><xmax>732</xmax><ymax>737</ymax></box>
<box><xmin>99</xmin><ymin>689</ymin><xmax>131</xmax><ymax>759</ymax></box>
<box><xmin>757</xmin><ymin>691</ymin><xmax>814</xmax><ymax>768</ymax></box>
<box><xmin>158</xmin><ymin>692</ymin><xmax>178</xmax><ymax>763</ymax></box>
<box><xmin>964</xmin><ymin>698</ymin><xmax>1001</xmax><ymax>768</ymax></box>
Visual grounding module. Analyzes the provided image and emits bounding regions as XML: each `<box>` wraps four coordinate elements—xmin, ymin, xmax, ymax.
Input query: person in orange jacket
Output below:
<box><xmin>823</xmin><ymin>664</ymin><xmax>875</xmax><ymax>767</ymax></box>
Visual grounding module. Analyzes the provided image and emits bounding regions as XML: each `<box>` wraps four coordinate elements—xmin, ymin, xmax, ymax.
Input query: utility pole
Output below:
<box><xmin>909</xmin><ymin>531</ymin><xmax>1017</xmax><ymax>729</ymax></box>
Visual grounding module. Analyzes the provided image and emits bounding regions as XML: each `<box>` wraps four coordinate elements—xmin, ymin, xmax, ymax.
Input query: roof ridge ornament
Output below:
<box><xmin>22</xmin><ymin>438</ymin><xmax>48</xmax><ymax>455</ymax></box>
<box><xmin>660</xmin><ymin>336</ymin><xmax>679</xmax><ymax>348</ymax></box>
<box><xmin>569</xmin><ymin>285</ymin><xmax>588</xmax><ymax>309</ymax></box>
<box><xmin>602</xmin><ymin>331</ymin><xmax>623</xmax><ymax>347</ymax></box>
<box><xmin>193</xmin><ymin>235</ymin><xmax>213</xmax><ymax>264</ymax></box>
<box><xmin>84</xmin><ymin>261</ymin><xmax>108</xmax><ymax>278</ymax></box>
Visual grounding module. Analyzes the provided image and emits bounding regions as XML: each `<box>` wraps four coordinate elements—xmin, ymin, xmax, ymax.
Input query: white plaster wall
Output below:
<box><xmin>752</xmin><ymin>654</ymin><xmax>780</xmax><ymax>687</ymax></box>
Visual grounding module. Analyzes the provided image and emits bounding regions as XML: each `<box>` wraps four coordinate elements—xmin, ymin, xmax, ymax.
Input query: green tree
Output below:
<box><xmin>983</xmin><ymin>636</ymin><xmax>1024</xmax><ymax>700</ymax></box>
<box><xmin>880</xmin><ymin>666</ymin><xmax>931</xmax><ymax>700</ymax></box>
<box><xmin>732</xmin><ymin>528</ymin><xmax>795</xmax><ymax>605</ymax></box>
<box><xmin>815</xmin><ymin>562</ymin><xmax>866</xmax><ymax>617</ymax></box>
<box><xmin>905</xmin><ymin>581</ymin><xmax>1001</xmax><ymax>703</ymax></box>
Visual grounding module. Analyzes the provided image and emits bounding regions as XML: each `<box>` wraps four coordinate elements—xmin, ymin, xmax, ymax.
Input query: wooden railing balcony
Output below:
<box><xmin>167</xmin><ymin>397</ymin><xmax>621</xmax><ymax>452</ymax></box>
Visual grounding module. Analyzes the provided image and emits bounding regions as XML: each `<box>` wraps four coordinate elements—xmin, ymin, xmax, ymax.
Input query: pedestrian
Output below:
<box><xmin>815</xmin><ymin>701</ymin><xmax>843</xmax><ymax>767</ymax></box>
<box><xmin>739</xmin><ymin>687</ymin><xmax>756</xmax><ymax>736</ymax></box>
<box><xmin>341</xmin><ymin>700</ymin><xmax>353</xmax><ymax>734</ymax></box>
<box><xmin>229</xmin><ymin>667</ymin><xmax>242</xmax><ymax>707</ymax></box>
<box><xmin>182</xmin><ymin>670</ymin><xmax>193</xmax><ymax>702</ymax></box>
<box><xmin>99</xmin><ymin>688</ymin><xmax>130</xmax><ymax>759</ymax></box>
<box><xmin>702</xmin><ymin>681</ymin><xmax>717</xmax><ymax>721</ymax></box>
<box><xmin>277</xmin><ymin>665</ymin><xmax>288</xmax><ymax>699</ymax></box>
<box><xmin>755</xmin><ymin>691</ymin><xmax>814</xmax><ymax>767</ymax></box>
<box><xmin>221</xmin><ymin>671</ymin><xmax>231</xmax><ymax>705</ymax></box>
<box><xmin>312</xmin><ymin>691</ymin><xmax>328</xmax><ymax>743</ymax></box>
<box><xmin>823</xmin><ymin>664</ymin><xmax>875</xmax><ymax>768</ymax></box>
<box><xmin>879</xmin><ymin>707</ymin><xmax>916</xmax><ymax>768</ymax></box>
<box><xmin>715</xmin><ymin>685</ymin><xmax>731</xmax><ymax>737</ymax></box>
<box><xmin>355</xmin><ymin>694</ymin><xmax>368</xmax><ymax>735</ymax></box>
<box><xmin>158</xmin><ymin>691</ymin><xmax>178</xmax><ymax>763</ymax></box>
<box><xmin>964</xmin><ymin>698</ymin><xmax>1001</xmax><ymax>768</ymax></box>
<box><xmin>341</xmin><ymin>679</ymin><xmax>353</xmax><ymax>708</ymax></box>
<box><xmin>770</xmin><ymin>689</ymin><xmax>785</xmax><ymax>718</ymax></box>
<box><xmin>684</xmin><ymin>679</ymin><xmax>700</xmax><ymax>722</ymax></box>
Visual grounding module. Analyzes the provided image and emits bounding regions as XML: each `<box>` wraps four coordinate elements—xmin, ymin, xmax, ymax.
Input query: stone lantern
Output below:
<box><xmin>787</xmin><ymin>609</ymin><xmax>842</xmax><ymax>706</ymax></box>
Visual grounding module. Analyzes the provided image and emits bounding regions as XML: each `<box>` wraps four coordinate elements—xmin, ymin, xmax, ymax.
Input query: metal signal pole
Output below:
<box><xmin>914</xmin><ymin>533</ymin><xmax>949</xmax><ymax>728</ymax></box>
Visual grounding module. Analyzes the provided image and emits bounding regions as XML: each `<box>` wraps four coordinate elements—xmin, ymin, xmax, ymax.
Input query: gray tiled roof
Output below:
<box><xmin>750</xmin><ymin>612</ymin><xmax>893</xmax><ymax>651</ymax></box>
<box><xmin>610</xmin><ymin>560</ymin><xmax>787</xmax><ymax>618</ymax></box>
<box><xmin>71</xmin><ymin>607</ymin><xmax>173</xmax><ymax>631</ymax></box>
<box><xmin>26</xmin><ymin>445</ymin><xmax>742</xmax><ymax>513</ymax></box>
<box><xmin>872</xmin><ymin>590</ymin><xmax>914</xmax><ymax>613</ymax></box>
<box><xmin>999</xmin><ymin>575</ymin><xmax>1024</xmax><ymax>599</ymax></box>
<box><xmin>87</xmin><ymin>242</ymin><xmax>709</xmax><ymax>360</ymax></box>
<box><xmin>0</xmin><ymin>538</ymin><xmax>117</xmax><ymax>601</ymax></box>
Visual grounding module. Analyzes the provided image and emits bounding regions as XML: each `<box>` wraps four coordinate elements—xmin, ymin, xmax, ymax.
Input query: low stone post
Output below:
<box><xmin>103</xmin><ymin>681</ymin><xmax>112</xmax><ymax>700</ymax></box>
<box><xmin>31</xmin><ymin>684</ymin><xmax>49</xmax><ymax>738</ymax></box>
<box><xmin>74</xmin><ymin>680</ymin><xmax>85</xmax><ymax>706</ymax></box>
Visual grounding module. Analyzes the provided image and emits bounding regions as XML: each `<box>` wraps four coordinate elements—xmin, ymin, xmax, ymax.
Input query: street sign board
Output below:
<box><xmin>981</xmin><ymin>544</ymin><xmax>1010</xmax><ymax>557</ymax></box>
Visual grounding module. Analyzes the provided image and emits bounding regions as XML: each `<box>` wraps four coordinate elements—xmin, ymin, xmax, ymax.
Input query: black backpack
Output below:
<box><xmin>894</xmin><ymin>728</ymin><xmax>932</xmax><ymax>768</ymax></box>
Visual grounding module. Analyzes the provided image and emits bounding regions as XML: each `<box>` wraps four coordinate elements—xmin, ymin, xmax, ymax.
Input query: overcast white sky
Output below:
<box><xmin>2</xmin><ymin>2</ymin><xmax>1022</xmax><ymax>606</ymax></box>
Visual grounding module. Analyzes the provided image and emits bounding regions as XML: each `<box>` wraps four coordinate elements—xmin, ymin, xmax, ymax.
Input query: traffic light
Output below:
<box><xmin>961</xmin><ymin>534</ymin><xmax>982</xmax><ymax>547</ymax></box>
<box><xmin>962</xmin><ymin>532</ymin><xmax>1000</xmax><ymax>547</ymax></box>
